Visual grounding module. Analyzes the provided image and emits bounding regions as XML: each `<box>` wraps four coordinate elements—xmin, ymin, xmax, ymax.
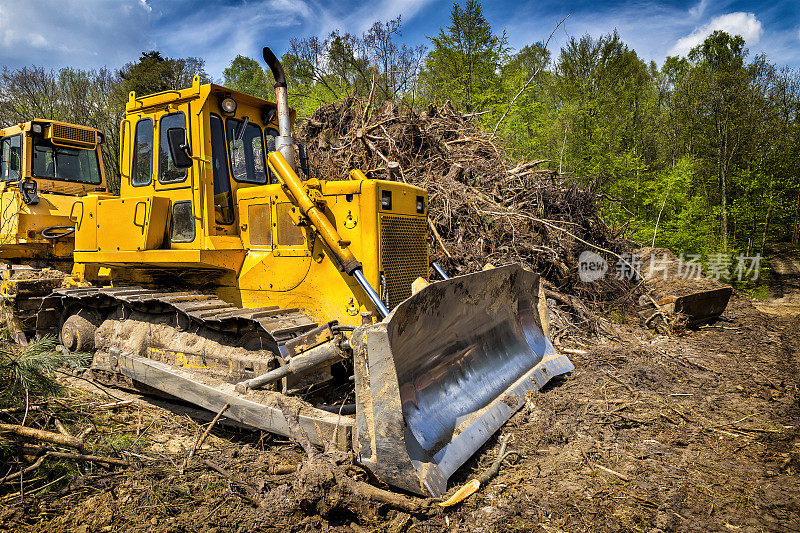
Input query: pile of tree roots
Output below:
<box><xmin>297</xmin><ymin>97</ymin><xmax>633</xmax><ymax>312</ymax></box>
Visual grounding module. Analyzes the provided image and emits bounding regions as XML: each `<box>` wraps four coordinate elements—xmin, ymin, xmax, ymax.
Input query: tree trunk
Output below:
<box><xmin>792</xmin><ymin>187</ymin><xmax>800</xmax><ymax>247</ymax></box>
<box><xmin>760</xmin><ymin>176</ymin><xmax>774</xmax><ymax>254</ymax></box>
<box><xmin>721</xmin><ymin>167</ymin><xmax>728</xmax><ymax>250</ymax></box>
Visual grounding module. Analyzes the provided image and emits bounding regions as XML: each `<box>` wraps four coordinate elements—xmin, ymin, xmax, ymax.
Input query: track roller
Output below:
<box><xmin>60</xmin><ymin>307</ymin><xmax>102</xmax><ymax>353</ymax></box>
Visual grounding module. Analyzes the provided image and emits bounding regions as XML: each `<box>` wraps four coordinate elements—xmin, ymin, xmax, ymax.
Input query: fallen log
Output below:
<box><xmin>97</xmin><ymin>400</ymin><xmax>135</xmax><ymax>410</ymax></box>
<box><xmin>0</xmin><ymin>454</ymin><xmax>46</xmax><ymax>483</ymax></box>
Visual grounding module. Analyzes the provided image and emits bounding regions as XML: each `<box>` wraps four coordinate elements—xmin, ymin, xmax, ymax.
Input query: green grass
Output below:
<box><xmin>103</xmin><ymin>432</ymin><xmax>148</xmax><ymax>451</ymax></box>
<box><xmin>743</xmin><ymin>284</ymin><xmax>770</xmax><ymax>300</ymax></box>
<box><xmin>607</xmin><ymin>308</ymin><xmax>630</xmax><ymax>324</ymax></box>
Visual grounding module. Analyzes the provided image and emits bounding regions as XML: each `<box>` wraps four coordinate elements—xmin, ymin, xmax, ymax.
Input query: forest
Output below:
<box><xmin>1</xmin><ymin>0</ymin><xmax>798</xmax><ymax>269</ymax></box>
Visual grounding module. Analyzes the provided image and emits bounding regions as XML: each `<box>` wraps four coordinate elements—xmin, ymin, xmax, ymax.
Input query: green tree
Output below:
<box><xmin>363</xmin><ymin>17</ymin><xmax>426</xmax><ymax>103</ymax></box>
<box><xmin>420</xmin><ymin>0</ymin><xmax>508</xmax><ymax>111</ymax></box>
<box><xmin>553</xmin><ymin>31</ymin><xmax>653</xmax><ymax>184</ymax></box>
<box><xmin>282</xmin><ymin>31</ymin><xmax>372</xmax><ymax>117</ymax></box>
<box><xmin>687</xmin><ymin>31</ymin><xmax>749</xmax><ymax>249</ymax></box>
<box><xmin>117</xmin><ymin>51</ymin><xmax>210</xmax><ymax>98</ymax></box>
<box><xmin>279</xmin><ymin>16</ymin><xmax>424</xmax><ymax>117</ymax></box>
<box><xmin>493</xmin><ymin>42</ymin><xmax>555</xmax><ymax>158</ymax></box>
<box><xmin>223</xmin><ymin>55</ymin><xmax>270</xmax><ymax>99</ymax></box>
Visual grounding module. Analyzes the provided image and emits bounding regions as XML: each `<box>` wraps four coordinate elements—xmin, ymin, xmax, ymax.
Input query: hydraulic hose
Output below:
<box><xmin>432</xmin><ymin>262</ymin><xmax>450</xmax><ymax>280</ymax></box>
<box><xmin>41</xmin><ymin>226</ymin><xmax>75</xmax><ymax>240</ymax></box>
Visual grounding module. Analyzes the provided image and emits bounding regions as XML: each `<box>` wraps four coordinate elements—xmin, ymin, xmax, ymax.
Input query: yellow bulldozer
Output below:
<box><xmin>2</xmin><ymin>49</ymin><xmax>574</xmax><ymax>496</ymax></box>
<box><xmin>0</xmin><ymin>119</ymin><xmax>110</xmax><ymax>341</ymax></box>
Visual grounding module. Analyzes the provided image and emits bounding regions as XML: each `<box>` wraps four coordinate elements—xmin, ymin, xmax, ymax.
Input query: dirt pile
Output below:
<box><xmin>297</xmin><ymin>98</ymin><xmax>632</xmax><ymax>308</ymax></box>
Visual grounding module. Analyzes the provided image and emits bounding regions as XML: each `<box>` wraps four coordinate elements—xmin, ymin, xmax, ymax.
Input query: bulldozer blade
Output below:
<box><xmin>351</xmin><ymin>264</ymin><xmax>573</xmax><ymax>496</ymax></box>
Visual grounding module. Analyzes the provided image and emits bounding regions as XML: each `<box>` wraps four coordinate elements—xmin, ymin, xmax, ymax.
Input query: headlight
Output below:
<box><xmin>31</xmin><ymin>123</ymin><xmax>43</xmax><ymax>134</ymax></box>
<box><xmin>416</xmin><ymin>196</ymin><xmax>425</xmax><ymax>214</ymax></box>
<box><xmin>381</xmin><ymin>190</ymin><xmax>392</xmax><ymax>210</ymax></box>
<box><xmin>220</xmin><ymin>96</ymin><xmax>237</xmax><ymax>114</ymax></box>
<box><xmin>96</xmin><ymin>132</ymin><xmax>104</xmax><ymax>143</ymax></box>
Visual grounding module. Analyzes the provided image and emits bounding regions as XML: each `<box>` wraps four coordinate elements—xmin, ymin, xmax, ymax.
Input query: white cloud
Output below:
<box><xmin>669</xmin><ymin>12</ymin><xmax>763</xmax><ymax>56</ymax></box>
<box><xmin>688</xmin><ymin>0</ymin><xmax>710</xmax><ymax>19</ymax></box>
<box><xmin>345</xmin><ymin>0</ymin><xmax>434</xmax><ymax>33</ymax></box>
<box><xmin>0</xmin><ymin>0</ymin><xmax>436</xmax><ymax>79</ymax></box>
<box><xmin>0</xmin><ymin>0</ymin><xmax>152</xmax><ymax>70</ymax></box>
<box><xmin>494</xmin><ymin>1</ymin><xmax>800</xmax><ymax>71</ymax></box>
<box><xmin>148</xmin><ymin>0</ymin><xmax>317</xmax><ymax>80</ymax></box>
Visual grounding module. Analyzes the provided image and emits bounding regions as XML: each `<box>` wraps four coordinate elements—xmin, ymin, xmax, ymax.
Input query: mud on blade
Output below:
<box><xmin>351</xmin><ymin>264</ymin><xmax>573</xmax><ymax>496</ymax></box>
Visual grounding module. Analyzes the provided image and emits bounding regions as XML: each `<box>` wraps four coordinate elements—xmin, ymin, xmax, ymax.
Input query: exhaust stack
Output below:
<box><xmin>263</xmin><ymin>47</ymin><xmax>296</xmax><ymax>169</ymax></box>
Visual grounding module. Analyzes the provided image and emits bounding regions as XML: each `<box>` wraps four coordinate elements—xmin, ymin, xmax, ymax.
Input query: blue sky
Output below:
<box><xmin>0</xmin><ymin>0</ymin><xmax>797</xmax><ymax>80</ymax></box>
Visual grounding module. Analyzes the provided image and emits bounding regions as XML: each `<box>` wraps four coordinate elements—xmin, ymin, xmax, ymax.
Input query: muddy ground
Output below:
<box><xmin>1</xmin><ymin>276</ymin><xmax>799</xmax><ymax>531</ymax></box>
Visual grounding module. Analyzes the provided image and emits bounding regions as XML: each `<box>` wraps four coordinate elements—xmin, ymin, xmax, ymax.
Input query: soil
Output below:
<box><xmin>8</xmin><ymin>268</ymin><xmax>68</xmax><ymax>281</ymax></box>
<box><xmin>754</xmin><ymin>247</ymin><xmax>800</xmax><ymax>318</ymax></box>
<box><xmin>1</xmin><ymin>278</ymin><xmax>797</xmax><ymax>532</ymax></box>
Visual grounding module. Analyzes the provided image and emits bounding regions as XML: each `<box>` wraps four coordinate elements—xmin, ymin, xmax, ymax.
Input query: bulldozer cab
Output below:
<box><xmin>0</xmin><ymin>120</ymin><xmax>107</xmax><ymax>195</ymax></box>
<box><xmin>99</xmin><ymin>78</ymin><xmax>287</xmax><ymax>257</ymax></box>
<box><xmin>75</xmin><ymin>77</ymin><xmax>433</xmax><ymax>324</ymax></box>
<box><xmin>0</xmin><ymin>120</ymin><xmax>108</xmax><ymax>263</ymax></box>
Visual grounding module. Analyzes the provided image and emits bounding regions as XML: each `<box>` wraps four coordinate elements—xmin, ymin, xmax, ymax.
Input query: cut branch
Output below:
<box><xmin>0</xmin><ymin>423</ymin><xmax>83</xmax><ymax>449</ymax></box>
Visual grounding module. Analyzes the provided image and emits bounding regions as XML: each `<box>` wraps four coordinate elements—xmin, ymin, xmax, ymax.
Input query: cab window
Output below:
<box><xmin>159</xmin><ymin>112</ymin><xmax>188</xmax><ymax>183</ymax></box>
<box><xmin>225</xmin><ymin>118</ymin><xmax>267</xmax><ymax>184</ymax></box>
<box><xmin>32</xmin><ymin>139</ymin><xmax>101</xmax><ymax>184</ymax></box>
<box><xmin>0</xmin><ymin>135</ymin><xmax>22</xmax><ymax>181</ymax></box>
<box><xmin>131</xmin><ymin>119</ymin><xmax>153</xmax><ymax>186</ymax></box>
<box><xmin>210</xmin><ymin>115</ymin><xmax>234</xmax><ymax>224</ymax></box>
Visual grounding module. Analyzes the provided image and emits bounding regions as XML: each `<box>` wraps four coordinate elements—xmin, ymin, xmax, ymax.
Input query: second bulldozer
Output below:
<box><xmin>30</xmin><ymin>49</ymin><xmax>573</xmax><ymax>496</ymax></box>
<box><xmin>0</xmin><ymin>119</ymin><xmax>110</xmax><ymax>341</ymax></box>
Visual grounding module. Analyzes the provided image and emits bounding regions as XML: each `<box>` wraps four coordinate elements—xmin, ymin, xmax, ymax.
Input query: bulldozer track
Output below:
<box><xmin>0</xmin><ymin>268</ymin><xmax>74</xmax><ymax>344</ymax></box>
<box><xmin>36</xmin><ymin>286</ymin><xmax>319</xmax><ymax>349</ymax></box>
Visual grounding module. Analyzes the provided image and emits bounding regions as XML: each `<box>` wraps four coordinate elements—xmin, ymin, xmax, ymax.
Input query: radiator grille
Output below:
<box><xmin>380</xmin><ymin>215</ymin><xmax>428</xmax><ymax>309</ymax></box>
<box><xmin>50</xmin><ymin>123</ymin><xmax>96</xmax><ymax>146</ymax></box>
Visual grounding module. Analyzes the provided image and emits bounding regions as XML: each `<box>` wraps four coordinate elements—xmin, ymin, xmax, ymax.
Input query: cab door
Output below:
<box><xmin>96</xmin><ymin>109</ymin><xmax>166</xmax><ymax>252</ymax></box>
<box><xmin>153</xmin><ymin>102</ymin><xmax>200</xmax><ymax>248</ymax></box>
<box><xmin>208</xmin><ymin>113</ymin><xmax>237</xmax><ymax>237</ymax></box>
